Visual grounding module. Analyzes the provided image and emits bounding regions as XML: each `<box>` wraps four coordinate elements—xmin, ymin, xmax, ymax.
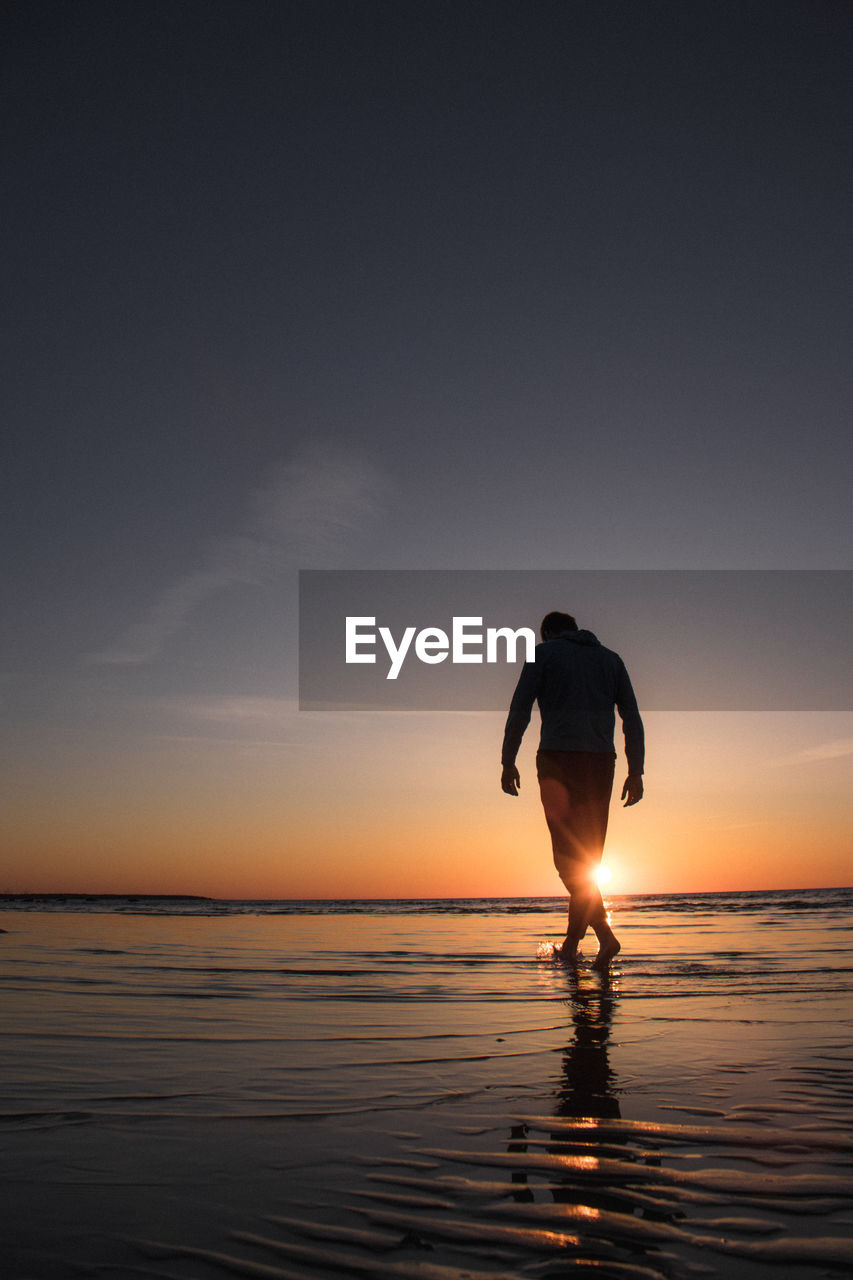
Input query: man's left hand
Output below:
<box><xmin>501</xmin><ymin>765</ymin><xmax>520</xmax><ymax>796</ymax></box>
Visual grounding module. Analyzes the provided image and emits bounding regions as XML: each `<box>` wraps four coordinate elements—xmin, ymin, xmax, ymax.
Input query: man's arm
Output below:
<box><xmin>500</xmin><ymin>659</ymin><xmax>540</xmax><ymax>796</ymax></box>
<box><xmin>615</xmin><ymin>659</ymin><xmax>645</xmax><ymax>804</ymax></box>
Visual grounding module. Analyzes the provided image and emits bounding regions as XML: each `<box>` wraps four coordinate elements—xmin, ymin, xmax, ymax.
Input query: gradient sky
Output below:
<box><xmin>3</xmin><ymin>0</ymin><xmax>852</xmax><ymax>898</ymax></box>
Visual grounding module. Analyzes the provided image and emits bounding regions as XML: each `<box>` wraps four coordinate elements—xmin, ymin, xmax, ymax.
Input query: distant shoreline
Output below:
<box><xmin>1</xmin><ymin>886</ymin><xmax>849</xmax><ymax>907</ymax></box>
<box><xmin>0</xmin><ymin>892</ymin><xmax>213</xmax><ymax>903</ymax></box>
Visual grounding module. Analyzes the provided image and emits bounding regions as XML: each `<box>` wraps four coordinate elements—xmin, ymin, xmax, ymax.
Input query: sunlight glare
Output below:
<box><xmin>596</xmin><ymin>863</ymin><xmax>613</xmax><ymax>890</ymax></box>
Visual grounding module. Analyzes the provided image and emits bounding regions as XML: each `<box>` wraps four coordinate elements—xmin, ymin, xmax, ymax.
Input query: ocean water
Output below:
<box><xmin>5</xmin><ymin>886</ymin><xmax>852</xmax><ymax>916</ymax></box>
<box><xmin>2</xmin><ymin>888</ymin><xmax>852</xmax><ymax>1279</ymax></box>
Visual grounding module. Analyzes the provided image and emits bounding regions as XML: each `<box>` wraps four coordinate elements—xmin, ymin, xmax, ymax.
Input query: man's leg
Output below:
<box><xmin>537</xmin><ymin>752</ymin><xmax>619</xmax><ymax>964</ymax></box>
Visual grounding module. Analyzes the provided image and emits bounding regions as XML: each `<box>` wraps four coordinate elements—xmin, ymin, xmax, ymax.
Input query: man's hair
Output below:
<box><xmin>540</xmin><ymin>611</ymin><xmax>578</xmax><ymax>640</ymax></box>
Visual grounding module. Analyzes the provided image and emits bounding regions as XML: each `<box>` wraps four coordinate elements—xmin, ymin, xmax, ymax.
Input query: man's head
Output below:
<box><xmin>540</xmin><ymin>611</ymin><xmax>578</xmax><ymax>642</ymax></box>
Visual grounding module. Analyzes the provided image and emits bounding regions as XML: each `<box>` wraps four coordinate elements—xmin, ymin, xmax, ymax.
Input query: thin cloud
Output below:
<box><xmin>90</xmin><ymin>443</ymin><xmax>388</xmax><ymax>665</ymax></box>
<box><xmin>150</xmin><ymin>700</ymin><xmax>303</xmax><ymax>750</ymax></box>
<box><xmin>156</xmin><ymin>695</ymin><xmax>298</xmax><ymax>724</ymax></box>
<box><xmin>774</xmin><ymin>737</ymin><xmax>853</xmax><ymax>765</ymax></box>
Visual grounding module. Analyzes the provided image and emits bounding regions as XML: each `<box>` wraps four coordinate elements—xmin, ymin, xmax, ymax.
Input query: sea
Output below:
<box><xmin>2</xmin><ymin>887</ymin><xmax>852</xmax><ymax>1279</ymax></box>
<box><xmin>4</xmin><ymin>884</ymin><xmax>852</xmax><ymax>917</ymax></box>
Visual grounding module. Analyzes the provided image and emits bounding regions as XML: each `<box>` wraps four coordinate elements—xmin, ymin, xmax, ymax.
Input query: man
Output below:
<box><xmin>501</xmin><ymin>611</ymin><xmax>644</xmax><ymax>969</ymax></box>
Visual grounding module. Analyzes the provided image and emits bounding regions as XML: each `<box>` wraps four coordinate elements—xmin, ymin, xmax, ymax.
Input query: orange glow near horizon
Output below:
<box><xmin>2</xmin><ymin>710</ymin><xmax>851</xmax><ymax>899</ymax></box>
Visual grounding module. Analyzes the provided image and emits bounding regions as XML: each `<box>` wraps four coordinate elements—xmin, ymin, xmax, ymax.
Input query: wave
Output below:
<box><xmin>2</xmin><ymin>887</ymin><xmax>852</xmax><ymax>917</ymax></box>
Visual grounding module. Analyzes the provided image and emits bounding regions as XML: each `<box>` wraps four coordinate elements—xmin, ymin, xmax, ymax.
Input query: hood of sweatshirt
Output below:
<box><xmin>555</xmin><ymin>628</ymin><xmax>600</xmax><ymax>646</ymax></box>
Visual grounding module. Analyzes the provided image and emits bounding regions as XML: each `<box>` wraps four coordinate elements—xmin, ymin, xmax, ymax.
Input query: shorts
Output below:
<box><xmin>536</xmin><ymin>749</ymin><xmax>616</xmax><ymax>867</ymax></box>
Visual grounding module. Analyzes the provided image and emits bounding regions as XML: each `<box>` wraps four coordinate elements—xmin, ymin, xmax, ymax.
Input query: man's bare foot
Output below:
<box><xmin>591</xmin><ymin>936</ymin><xmax>621</xmax><ymax>971</ymax></box>
<box><xmin>554</xmin><ymin>939</ymin><xmax>579</xmax><ymax>963</ymax></box>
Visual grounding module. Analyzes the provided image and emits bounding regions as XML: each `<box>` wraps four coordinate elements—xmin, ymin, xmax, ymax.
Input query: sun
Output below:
<box><xmin>595</xmin><ymin>862</ymin><xmax>613</xmax><ymax>890</ymax></box>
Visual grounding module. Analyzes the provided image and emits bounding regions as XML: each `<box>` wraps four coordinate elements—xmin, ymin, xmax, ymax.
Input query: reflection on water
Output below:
<box><xmin>490</xmin><ymin>954</ymin><xmax>853</xmax><ymax>1279</ymax></box>
<box><xmin>557</xmin><ymin>965</ymin><xmax>621</xmax><ymax>1120</ymax></box>
<box><xmin>506</xmin><ymin>964</ymin><xmax>676</xmax><ymax>1273</ymax></box>
<box><xmin>3</xmin><ymin>896</ymin><xmax>853</xmax><ymax>1279</ymax></box>
<box><xmin>509</xmin><ymin>963</ymin><xmax>630</xmax><ymax>1226</ymax></box>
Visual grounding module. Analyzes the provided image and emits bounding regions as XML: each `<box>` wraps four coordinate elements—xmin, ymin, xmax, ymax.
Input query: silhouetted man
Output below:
<box><xmin>501</xmin><ymin>611</ymin><xmax>644</xmax><ymax>969</ymax></box>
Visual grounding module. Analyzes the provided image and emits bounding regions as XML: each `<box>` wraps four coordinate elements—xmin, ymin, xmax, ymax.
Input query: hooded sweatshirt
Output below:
<box><xmin>501</xmin><ymin>629</ymin><xmax>644</xmax><ymax>775</ymax></box>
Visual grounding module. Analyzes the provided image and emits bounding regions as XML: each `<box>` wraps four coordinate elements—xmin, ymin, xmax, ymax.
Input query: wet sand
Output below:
<box><xmin>2</xmin><ymin>895</ymin><xmax>852</xmax><ymax>1278</ymax></box>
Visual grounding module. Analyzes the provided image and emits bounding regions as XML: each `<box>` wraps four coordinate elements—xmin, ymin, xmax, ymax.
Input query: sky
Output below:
<box><xmin>2</xmin><ymin>0</ymin><xmax>852</xmax><ymax>898</ymax></box>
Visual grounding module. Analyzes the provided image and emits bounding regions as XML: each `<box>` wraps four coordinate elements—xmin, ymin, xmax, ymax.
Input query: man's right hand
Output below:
<box><xmin>621</xmin><ymin>774</ymin><xmax>644</xmax><ymax>806</ymax></box>
<box><xmin>501</xmin><ymin>765</ymin><xmax>520</xmax><ymax>796</ymax></box>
